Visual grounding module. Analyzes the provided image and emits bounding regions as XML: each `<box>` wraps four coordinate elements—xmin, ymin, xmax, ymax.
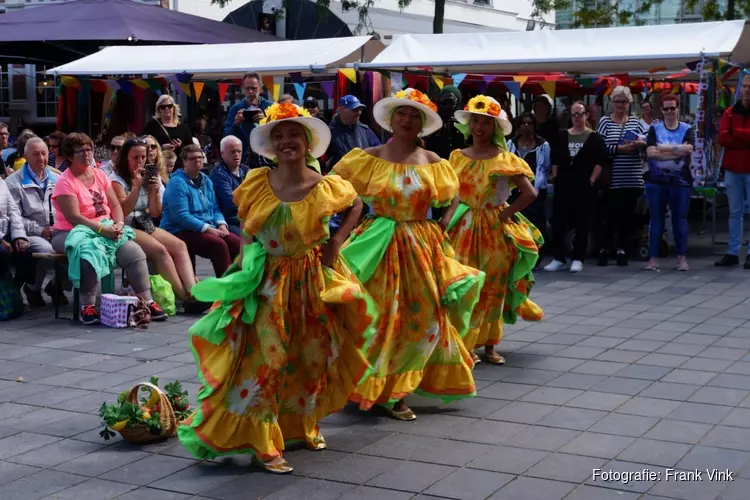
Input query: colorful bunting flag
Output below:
<box><xmin>293</xmin><ymin>83</ymin><xmax>306</xmax><ymax>102</ymax></box>
<box><xmin>193</xmin><ymin>81</ymin><xmax>205</xmax><ymax>102</ymax></box>
<box><xmin>179</xmin><ymin>82</ymin><xmax>192</xmax><ymax>97</ymax></box>
<box><xmin>339</xmin><ymin>69</ymin><xmax>357</xmax><ymax>84</ymax></box>
<box><xmin>503</xmin><ymin>81</ymin><xmax>521</xmax><ymax>100</ymax></box>
<box><xmin>61</xmin><ymin>76</ymin><xmax>80</xmax><ymax>88</ymax></box>
<box><xmin>131</xmin><ymin>78</ymin><xmax>150</xmax><ymax>90</ymax></box>
<box><xmin>432</xmin><ymin>75</ymin><xmax>445</xmax><ymax>90</ymax></box>
<box><xmin>272</xmin><ymin>76</ymin><xmax>284</xmax><ymax>101</ymax></box>
<box><xmin>512</xmin><ymin>75</ymin><xmax>528</xmax><ymax>87</ymax></box>
<box><xmin>218</xmin><ymin>82</ymin><xmax>231</xmax><ymax>101</ymax></box>
<box><xmin>482</xmin><ymin>75</ymin><xmax>495</xmax><ymax>85</ymax></box>
<box><xmin>175</xmin><ymin>72</ymin><xmax>193</xmax><ymax>84</ymax></box>
<box><xmin>451</xmin><ymin>73</ymin><xmax>467</xmax><ymax>87</ymax></box>
<box><xmin>539</xmin><ymin>81</ymin><xmax>556</xmax><ymax>100</ymax></box>
<box><xmin>575</xmin><ymin>77</ymin><xmax>594</xmax><ymax>88</ymax></box>
<box><xmin>320</xmin><ymin>81</ymin><xmax>334</xmax><ymax>98</ymax></box>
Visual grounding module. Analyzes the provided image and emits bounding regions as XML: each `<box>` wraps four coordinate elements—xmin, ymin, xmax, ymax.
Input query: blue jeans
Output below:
<box><xmin>725</xmin><ymin>170</ymin><xmax>750</xmax><ymax>256</ymax></box>
<box><xmin>645</xmin><ymin>183</ymin><xmax>690</xmax><ymax>257</ymax></box>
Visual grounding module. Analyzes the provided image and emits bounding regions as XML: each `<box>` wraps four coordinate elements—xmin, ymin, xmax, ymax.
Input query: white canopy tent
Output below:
<box><xmin>356</xmin><ymin>20</ymin><xmax>750</xmax><ymax>75</ymax></box>
<box><xmin>47</xmin><ymin>36</ymin><xmax>384</xmax><ymax>78</ymax></box>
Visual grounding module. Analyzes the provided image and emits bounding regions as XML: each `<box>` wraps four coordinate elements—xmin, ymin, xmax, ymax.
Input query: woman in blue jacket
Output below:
<box><xmin>161</xmin><ymin>144</ymin><xmax>241</xmax><ymax>277</ymax></box>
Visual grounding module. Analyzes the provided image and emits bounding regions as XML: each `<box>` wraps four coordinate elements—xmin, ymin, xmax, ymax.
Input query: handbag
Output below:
<box><xmin>0</xmin><ymin>264</ymin><xmax>23</xmax><ymax>321</ymax></box>
<box><xmin>132</xmin><ymin>213</ymin><xmax>157</xmax><ymax>234</ymax></box>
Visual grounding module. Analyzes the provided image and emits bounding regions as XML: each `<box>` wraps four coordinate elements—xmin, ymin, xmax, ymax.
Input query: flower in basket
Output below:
<box><xmin>465</xmin><ymin>95</ymin><xmax>501</xmax><ymax>117</ymax></box>
<box><xmin>394</xmin><ymin>88</ymin><xmax>438</xmax><ymax>112</ymax></box>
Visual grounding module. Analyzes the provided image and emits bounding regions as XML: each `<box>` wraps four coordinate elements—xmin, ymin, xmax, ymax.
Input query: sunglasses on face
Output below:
<box><xmin>570</xmin><ymin>112</ymin><xmax>587</xmax><ymax>118</ymax></box>
<box><xmin>146</xmin><ymin>144</ymin><xmax>158</xmax><ymax>151</ymax></box>
<box><xmin>158</xmin><ymin>104</ymin><xmax>174</xmax><ymax>110</ymax></box>
<box><xmin>662</xmin><ymin>106</ymin><xmax>678</xmax><ymax>112</ymax></box>
<box><xmin>109</xmin><ymin>144</ymin><xmax>122</xmax><ymax>152</ymax></box>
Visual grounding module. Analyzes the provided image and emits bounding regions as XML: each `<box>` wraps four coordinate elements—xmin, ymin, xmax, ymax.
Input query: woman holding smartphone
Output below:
<box><xmin>110</xmin><ymin>137</ymin><xmax>207</xmax><ymax>312</ymax></box>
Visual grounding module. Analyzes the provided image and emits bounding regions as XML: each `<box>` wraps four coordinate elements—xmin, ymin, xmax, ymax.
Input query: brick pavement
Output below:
<box><xmin>1</xmin><ymin>256</ymin><xmax>750</xmax><ymax>499</ymax></box>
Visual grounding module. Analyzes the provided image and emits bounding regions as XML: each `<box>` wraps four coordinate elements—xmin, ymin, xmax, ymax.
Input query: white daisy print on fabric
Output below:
<box><xmin>395</xmin><ymin>167</ymin><xmax>423</xmax><ymax>198</ymax></box>
<box><xmin>418</xmin><ymin>321</ymin><xmax>441</xmax><ymax>357</ymax></box>
<box><xmin>226</xmin><ymin>377</ymin><xmax>261</xmax><ymax>416</ymax></box>
<box><xmin>257</xmin><ymin>225</ymin><xmax>285</xmax><ymax>256</ymax></box>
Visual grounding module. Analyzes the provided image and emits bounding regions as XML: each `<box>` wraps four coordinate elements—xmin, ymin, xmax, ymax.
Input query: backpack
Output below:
<box><xmin>0</xmin><ymin>264</ymin><xmax>23</xmax><ymax>321</ymax></box>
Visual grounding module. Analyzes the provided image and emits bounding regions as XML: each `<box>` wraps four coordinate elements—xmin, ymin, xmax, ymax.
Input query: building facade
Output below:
<box><xmin>556</xmin><ymin>0</ymin><xmax>727</xmax><ymax>29</ymax></box>
<box><xmin>0</xmin><ymin>0</ymin><xmax>167</xmax><ymax>132</ymax></box>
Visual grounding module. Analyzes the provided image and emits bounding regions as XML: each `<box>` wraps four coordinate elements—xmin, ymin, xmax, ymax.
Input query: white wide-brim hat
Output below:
<box><xmin>250</xmin><ymin>116</ymin><xmax>331</xmax><ymax>161</ymax></box>
<box><xmin>373</xmin><ymin>88</ymin><xmax>443</xmax><ymax>137</ymax></box>
<box><xmin>454</xmin><ymin>95</ymin><xmax>513</xmax><ymax>136</ymax></box>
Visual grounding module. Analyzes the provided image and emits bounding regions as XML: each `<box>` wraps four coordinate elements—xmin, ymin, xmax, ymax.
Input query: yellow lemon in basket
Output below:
<box><xmin>110</xmin><ymin>419</ymin><xmax>128</xmax><ymax>431</ymax></box>
<box><xmin>141</xmin><ymin>411</ymin><xmax>152</xmax><ymax>421</ymax></box>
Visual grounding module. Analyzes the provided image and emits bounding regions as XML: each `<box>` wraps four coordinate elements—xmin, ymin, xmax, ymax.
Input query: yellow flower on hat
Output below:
<box><xmin>465</xmin><ymin>95</ymin><xmax>501</xmax><ymax>117</ymax></box>
<box><xmin>261</xmin><ymin>102</ymin><xmax>310</xmax><ymax>125</ymax></box>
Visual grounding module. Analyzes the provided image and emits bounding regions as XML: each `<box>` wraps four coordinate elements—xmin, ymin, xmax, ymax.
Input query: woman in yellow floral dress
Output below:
<box><xmin>178</xmin><ymin>103</ymin><xmax>377</xmax><ymax>474</ymax></box>
<box><xmin>447</xmin><ymin>95</ymin><xmax>543</xmax><ymax>366</ymax></box>
<box><xmin>332</xmin><ymin>89</ymin><xmax>484</xmax><ymax>421</ymax></box>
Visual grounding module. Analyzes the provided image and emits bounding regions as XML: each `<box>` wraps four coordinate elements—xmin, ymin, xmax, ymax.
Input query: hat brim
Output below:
<box><xmin>250</xmin><ymin>116</ymin><xmax>331</xmax><ymax>161</ymax></box>
<box><xmin>454</xmin><ymin>110</ymin><xmax>513</xmax><ymax>136</ymax></box>
<box><xmin>373</xmin><ymin>98</ymin><xmax>443</xmax><ymax>137</ymax></box>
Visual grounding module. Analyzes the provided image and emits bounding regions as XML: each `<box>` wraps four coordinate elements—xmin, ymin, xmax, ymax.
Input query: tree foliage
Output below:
<box><xmin>531</xmin><ymin>0</ymin><xmax>749</xmax><ymax>28</ymax></box>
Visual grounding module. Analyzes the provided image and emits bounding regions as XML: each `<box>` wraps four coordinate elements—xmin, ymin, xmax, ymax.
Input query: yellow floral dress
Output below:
<box><xmin>332</xmin><ymin>148</ymin><xmax>484</xmax><ymax>409</ymax></box>
<box><xmin>447</xmin><ymin>150</ymin><xmax>544</xmax><ymax>351</ymax></box>
<box><xmin>178</xmin><ymin>168</ymin><xmax>377</xmax><ymax>462</ymax></box>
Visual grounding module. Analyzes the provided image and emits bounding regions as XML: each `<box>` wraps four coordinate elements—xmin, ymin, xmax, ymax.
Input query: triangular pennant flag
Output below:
<box><xmin>504</xmin><ymin>81</ymin><xmax>521</xmax><ymax>101</ymax></box>
<box><xmin>390</xmin><ymin>72</ymin><xmax>403</xmax><ymax>92</ymax></box>
<box><xmin>293</xmin><ymin>83</ymin><xmax>306</xmax><ymax>102</ymax></box>
<box><xmin>116</xmin><ymin>79</ymin><xmax>134</xmax><ymax>96</ymax></box>
<box><xmin>339</xmin><ymin>69</ymin><xmax>357</xmax><ymax>84</ymax></box>
<box><xmin>175</xmin><ymin>72</ymin><xmax>193</xmax><ymax>84</ymax></box>
<box><xmin>482</xmin><ymin>75</ymin><xmax>495</xmax><ymax>85</ymax></box>
<box><xmin>404</xmin><ymin>73</ymin><xmax>424</xmax><ymax>90</ymax></box>
<box><xmin>432</xmin><ymin>75</ymin><xmax>445</xmax><ymax>90</ymax></box>
<box><xmin>612</xmin><ymin>73</ymin><xmax>630</xmax><ymax>86</ymax></box>
<box><xmin>451</xmin><ymin>73</ymin><xmax>467</xmax><ymax>87</ymax></box>
<box><xmin>575</xmin><ymin>77</ymin><xmax>594</xmax><ymax>88</ymax></box>
<box><xmin>193</xmin><ymin>81</ymin><xmax>205</xmax><ymax>102</ymax></box>
<box><xmin>272</xmin><ymin>76</ymin><xmax>284</xmax><ymax>101</ymax></box>
<box><xmin>179</xmin><ymin>82</ymin><xmax>192</xmax><ymax>97</ymax></box>
<box><xmin>513</xmin><ymin>75</ymin><xmax>528</xmax><ymax>86</ymax></box>
<box><xmin>61</xmin><ymin>76</ymin><xmax>80</xmax><ymax>88</ymax></box>
<box><xmin>218</xmin><ymin>82</ymin><xmax>231</xmax><ymax>101</ymax></box>
<box><xmin>539</xmin><ymin>81</ymin><xmax>556</xmax><ymax>100</ymax></box>
<box><xmin>289</xmin><ymin>72</ymin><xmax>304</xmax><ymax>84</ymax></box>
<box><xmin>131</xmin><ymin>78</ymin><xmax>150</xmax><ymax>90</ymax></box>
<box><xmin>320</xmin><ymin>81</ymin><xmax>334</xmax><ymax>98</ymax></box>
<box><xmin>262</xmin><ymin>75</ymin><xmax>274</xmax><ymax>93</ymax></box>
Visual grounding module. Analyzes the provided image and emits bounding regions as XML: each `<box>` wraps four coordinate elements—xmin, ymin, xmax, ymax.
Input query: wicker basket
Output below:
<box><xmin>118</xmin><ymin>382</ymin><xmax>178</xmax><ymax>443</ymax></box>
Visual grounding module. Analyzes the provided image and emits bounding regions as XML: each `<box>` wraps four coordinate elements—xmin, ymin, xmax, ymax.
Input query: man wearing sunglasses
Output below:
<box><xmin>223</xmin><ymin>72</ymin><xmax>273</xmax><ymax>167</ymax></box>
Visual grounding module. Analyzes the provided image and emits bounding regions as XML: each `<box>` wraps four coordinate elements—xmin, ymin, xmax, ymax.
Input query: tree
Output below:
<box><xmin>531</xmin><ymin>0</ymin><xmax>750</xmax><ymax>28</ymax></box>
<box><xmin>210</xmin><ymin>0</ymin><xmax>447</xmax><ymax>35</ymax></box>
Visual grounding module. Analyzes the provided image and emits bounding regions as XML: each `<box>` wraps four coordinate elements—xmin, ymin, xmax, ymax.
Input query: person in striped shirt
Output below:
<box><xmin>596</xmin><ymin>86</ymin><xmax>647</xmax><ymax>267</ymax></box>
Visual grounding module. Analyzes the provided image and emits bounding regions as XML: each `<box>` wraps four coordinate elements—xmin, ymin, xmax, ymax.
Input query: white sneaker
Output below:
<box><xmin>544</xmin><ymin>260</ymin><xmax>566</xmax><ymax>272</ymax></box>
<box><xmin>570</xmin><ymin>260</ymin><xmax>583</xmax><ymax>273</ymax></box>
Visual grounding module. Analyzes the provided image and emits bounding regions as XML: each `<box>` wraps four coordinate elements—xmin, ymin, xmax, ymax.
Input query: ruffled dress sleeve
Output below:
<box><xmin>289</xmin><ymin>175</ymin><xmax>358</xmax><ymax>246</ymax></box>
<box><xmin>430</xmin><ymin>158</ymin><xmax>460</xmax><ymax>207</ymax></box>
<box><xmin>493</xmin><ymin>152</ymin><xmax>535</xmax><ymax>183</ymax></box>
<box><xmin>330</xmin><ymin>148</ymin><xmax>380</xmax><ymax>199</ymax></box>
<box><xmin>234</xmin><ymin>168</ymin><xmax>280</xmax><ymax>238</ymax></box>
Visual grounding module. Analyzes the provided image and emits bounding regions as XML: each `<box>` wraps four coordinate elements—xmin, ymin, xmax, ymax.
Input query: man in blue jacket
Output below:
<box><xmin>161</xmin><ymin>144</ymin><xmax>242</xmax><ymax>277</ymax></box>
<box><xmin>223</xmin><ymin>72</ymin><xmax>273</xmax><ymax>167</ymax></box>
<box><xmin>325</xmin><ymin>95</ymin><xmax>380</xmax><ymax>173</ymax></box>
<box><xmin>210</xmin><ymin>136</ymin><xmax>249</xmax><ymax>237</ymax></box>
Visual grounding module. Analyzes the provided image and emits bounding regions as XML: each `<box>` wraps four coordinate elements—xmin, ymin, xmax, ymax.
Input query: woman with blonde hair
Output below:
<box><xmin>447</xmin><ymin>95</ymin><xmax>543</xmax><ymax>366</ymax></box>
<box><xmin>142</xmin><ymin>135</ymin><xmax>169</xmax><ymax>185</ymax></box>
<box><xmin>332</xmin><ymin>88</ymin><xmax>484</xmax><ymax>420</ymax></box>
<box><xmin>143</xmin><ymin>94</ymin><xmax>193</xmax><ymax>170</ymax></box>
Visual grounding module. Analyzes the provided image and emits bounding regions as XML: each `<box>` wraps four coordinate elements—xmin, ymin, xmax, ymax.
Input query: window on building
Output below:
<box><xmin>0</xmin><ymin>70</ymin><xmax>8</xmax><ymax>118</ymax></box>
<box><xmin>11</xmin><ymin>65</ymin><xmax>26</xmax><ymax>101</ymax></box>
<box><xmin>35</xmin><ymin>69</ymin><xmax>57</xmax><ymax>119</ymax></box>
<box><xmin>474</xmin><ymin>0</ymin><xmax>491</xmax><ymax>6</ymax></box>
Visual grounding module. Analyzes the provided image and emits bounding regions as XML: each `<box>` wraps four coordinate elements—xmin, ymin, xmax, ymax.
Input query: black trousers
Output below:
<box><xmin>598</xmin><ymin>187</ymin><xmax>643</xmax><ymax>254</ymax></box>
<box><xmin>551</xmin><ymin>181</ymin><xmax>594</xmax><ymax>262</ymax></box>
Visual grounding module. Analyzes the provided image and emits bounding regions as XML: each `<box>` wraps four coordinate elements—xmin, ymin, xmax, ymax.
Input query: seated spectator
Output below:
<box><xmin>51</xmin><ymin>133</ymin><xmax>167</xmax><ymax>325</ymax></box>
<box><xmin>6</xmin><ymin>137</ymin><xmax>68</xmax><ymax>307</ymax></box>
<box><xmin>162</xmin><ymin>150</ymin><xmax>177</xmax><ymax>181</ymax></box>
<box><xmin>160</xmin><ymin>144</ymin><xmax>240</xmax><ymax>277</ymax></box>
<box><xmin>7</xmin><ymin>131</ymin><xmax>36</xmax><ymax>172</ymax></box>
<box><xmin>142</xmin><ymin>135</ymin><xmax>169</xmax><ymax>186</ymax></box>
<box><xmin>46</xmin><ymin>131</ymin><xmax>67</xmax><ymax>171</ymax></box>
<box><xmin>0</xmin><ymin>122</ymin><xmax>11</xmax><ymax>178</ymax></box>
<box><xmin>209</xmin><ymin>136</ymin><xmax>249</xmax><ymax>237</ymax></box>
<box><xmin>100</xmin><ymin>135</ymin><xmax>127</xmax><ymax>176</ymax></box>
<box><xmin>0</xmin><ymin>175</ymin><xmax>28</xmax><ymax>257</ymax></box>
<box><xmin>111</xmin><ymin>138</ymin><xmax>207</xmax><ymax>311</ymax></box>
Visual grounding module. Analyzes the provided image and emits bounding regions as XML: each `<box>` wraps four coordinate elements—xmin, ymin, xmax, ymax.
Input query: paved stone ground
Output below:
<box><xmin>2</xmin><ymin>256</ymin><xmax>750</xmax><ymax>499</ymax></box>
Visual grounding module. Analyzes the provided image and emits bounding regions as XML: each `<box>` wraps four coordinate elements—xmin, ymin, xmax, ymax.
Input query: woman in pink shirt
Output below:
<box><xmin>51</xmin><ymin>133</ymin><xmax>166</xmax><ymax>325</ymax></box>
